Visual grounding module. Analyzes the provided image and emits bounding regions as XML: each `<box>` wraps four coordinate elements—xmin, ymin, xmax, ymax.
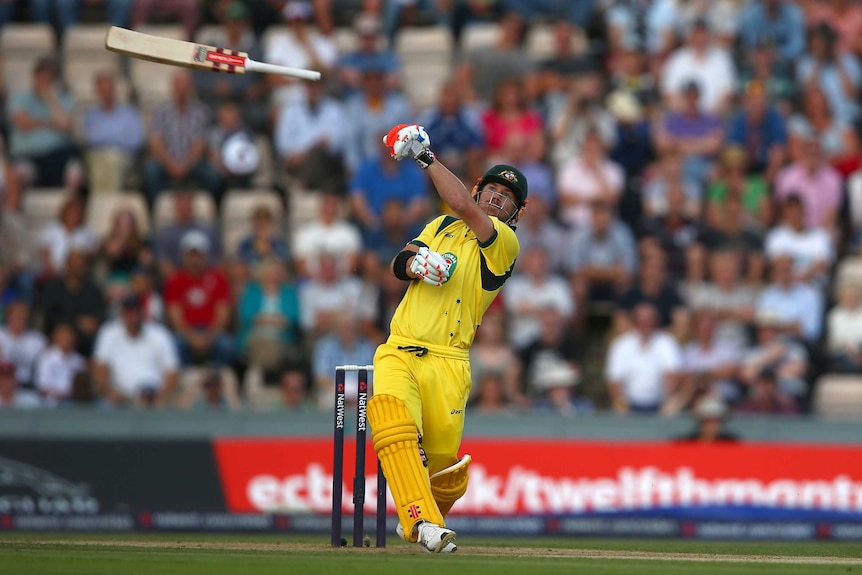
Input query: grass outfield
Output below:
<box><xmin>1</xmin><ymin>533</ymin><xmax>861</xmax><ymax>575</ymax></box>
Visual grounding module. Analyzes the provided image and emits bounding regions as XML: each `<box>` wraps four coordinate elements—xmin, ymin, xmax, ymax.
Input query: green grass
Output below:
<box><xmin>0</xmin><ymin>533</ymin><xmax>860</xmax><ymax>575</ymax></box>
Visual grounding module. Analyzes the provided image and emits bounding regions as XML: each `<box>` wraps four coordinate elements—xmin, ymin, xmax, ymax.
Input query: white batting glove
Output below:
<box><xmin>410</xmin><ymin>247</ymin><xmax>450</xmax><ymax>286</ymax></box>
<box><xmin>383</xmin><ymin>124</ymin><xmax>435</xmax><ymax>168</ymax></box>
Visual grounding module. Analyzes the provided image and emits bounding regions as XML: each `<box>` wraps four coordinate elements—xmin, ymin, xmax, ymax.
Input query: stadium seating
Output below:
<box><xmin>22</xmin><ymin>188</ymin><xmax>70</xmax><ymax>246</ymax></box>
<box><xmin>242</xmin><ymin>365</ymin><xmax>282</xmax><ymax>410</ymax></box>
<box><xmin>252</xmin><ymin>134</ymin><xmax>276</xmax><ymax>189</ymax></box>
<box><xmin>220</xmin><ymin>189</ymin><xmax>284</xmax><ymax>257</ymax></box>
<box><xmin>813</xmin><ymin>374</ymin><xmax>862</xmax><ymax>418</ymax></box>
<box><xmin>836</xmin><ymin>257</ymin><xmax>862</xmax><ymax>289</ymax></box>
<box><xmin>461</xmin><ymin>22</ymin><xmax>498</xmax><ymax>53</ymax></box>
<box><xmin>178</xmin><ymin>367</ymin><xmax>242</xmax><ymax>409</ymax></box>
<box><xmin>85</xmin><ymin>192</ymin><xmax>151</xmax><ymax>238</ymax></box>
<box><xmin>395</xmin><ymin>25</ymin><xmax>452</xmax><ymax>110</ymax></box>
<box><xmin>62</xmin><ymin>25</ymin><xmax>121</xmax><ymax>105</ymax></box>
<box><xmin>129</xmin><ymin>25</ymin><xmax>184</xmax><ymax>104</ymax></box>
<box><xmin>153</xmin><ymin>191</ymin><xmax>217</xmax><ymax>230</ymax></box>
<box><xmin>1</xmin><ymin>24</ymin><xmax>55</xmax><ymax>95</ymax></box>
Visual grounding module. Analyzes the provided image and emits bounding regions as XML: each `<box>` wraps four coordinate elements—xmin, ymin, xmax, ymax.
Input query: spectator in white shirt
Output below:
<box><xmin>92</xmin><ymin>293</ymin><xmax>180</xmax><ymax>407</ymax></box>
<box><xmin>661</xmin><ymin>18</ymin><xmax>735</xmax><ymax>114</ymax></box>
<box><xmin>765</xmin><ymin>195</ymin><xmax>833</xmax><ymax>286</ymax></box>
<box><xmin>274</xmin><ymin>78</ymin><xmax>346</xmax><ymax>195</ymax></box>
<box><xmin>827</xmin><ymin>284</ymin><xmax>862</xmax><ymax>373</ymax></box>
<box><xmin>34</xmin><ymin>323</ymin><xmax>85</xmax><ymax>407</ymax></box>
<box><xmin>300</xmin><ymin>252</ymin><xmax>364</xmax><ymax>336</ymax></box>
<box><xmin>605</xmin><ymin>302</ymin><xmax>683</xmax><ymax>414</ymax></box>
<box><xmin>0</xmin><ymin>300</ymin><xmax>47</xmax><ymax>386</ymax></box>
<box><xmin>293</xmin><ymin>193</ymin><xmax>362</xmax><ymax>279</ymax></box>
<box><xmin>681</xmin><ymin>310</ymin><xmax>741</xmax><ymax>405</ymax></box>
<box><xmin>503</xmin><ymin>246</ymin><xmax>575</xmax><ymax>350</ymax></box>
<box><xmin>38</xmin><ymin>196</ymin><xmax>98</xmax><ymax>277</ymax></box>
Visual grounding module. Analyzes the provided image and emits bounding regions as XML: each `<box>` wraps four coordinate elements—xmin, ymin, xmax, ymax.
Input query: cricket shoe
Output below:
<box><xmin>416</xmin><ymin>521</ymin><xmax>457</xmax><ymax>553</ymax></box>
<box><xmin>396</xmin><ymin>522</ymin><xmax>458</xmax><ymax>553</ymax></box>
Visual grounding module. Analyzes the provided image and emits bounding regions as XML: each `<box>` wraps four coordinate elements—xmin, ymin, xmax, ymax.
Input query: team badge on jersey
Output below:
<box><xmin>442</xmin><ymin>253</ymin><xmax>458</xmax><ymax>277</ymax></box>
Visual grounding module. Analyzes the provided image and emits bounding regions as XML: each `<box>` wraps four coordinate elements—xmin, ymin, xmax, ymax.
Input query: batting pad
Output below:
<box><xmin>368</xmin><ymin>394</ymin><xmax>445</xmax><ymax>540</ymax></box>
<box><xmin>430</xmin><ymin>454</ymin><xmax>471</xmax><ymax>518</ymax></box>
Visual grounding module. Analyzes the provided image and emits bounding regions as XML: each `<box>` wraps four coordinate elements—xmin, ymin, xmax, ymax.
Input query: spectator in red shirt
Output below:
<box><xmin>164</xmin><ymin>230</ymin><xmax>233</xmax><ymax>367</ymax></box>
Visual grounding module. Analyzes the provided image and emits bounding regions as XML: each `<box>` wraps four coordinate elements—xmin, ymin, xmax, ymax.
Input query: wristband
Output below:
<box><xmin>414</xmin><ymin>148</ymin><xmax>435</xmax><ymax>169</ymax></box>
<box><xmin>393</xmin><ymin>249</ymin><xmax>416</xmax><ymax>281</ymax></box>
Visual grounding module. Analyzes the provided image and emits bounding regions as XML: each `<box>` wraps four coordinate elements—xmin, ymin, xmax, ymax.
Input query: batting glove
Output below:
<box><xmin>383</xmin><ymin>124</ymin><xmax>435</xmax><ymax>169</ymax></box>
<box><xmin>410</xmin><ymin>247</ymin><xmax>450</xmax><ymax>286</ymax></box>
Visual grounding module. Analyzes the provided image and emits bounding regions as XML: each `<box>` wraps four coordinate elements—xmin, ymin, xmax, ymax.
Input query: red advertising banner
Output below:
<box><xmin>212</xmin><ymin>439</ymin><xmax>862</xmax><ymax>516</ymax></box>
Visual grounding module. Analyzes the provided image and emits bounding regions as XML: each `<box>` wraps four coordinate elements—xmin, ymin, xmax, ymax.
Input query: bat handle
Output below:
<box><xmin>244</xmin><ymin>58</ymin><xmax>322</xmax><ymax>81</ymax></box>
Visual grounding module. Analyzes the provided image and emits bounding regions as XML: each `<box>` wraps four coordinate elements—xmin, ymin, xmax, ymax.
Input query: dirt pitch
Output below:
<box><xmin>24</xmin><ymin>539</ymin><xmax>862</xmax><ymax>566</ymax></box>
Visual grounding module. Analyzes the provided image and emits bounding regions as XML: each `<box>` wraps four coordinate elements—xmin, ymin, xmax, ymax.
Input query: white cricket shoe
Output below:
<box><xmin>416</xmin><ymin>521</ymin><xmax>457</xmax><ymax>553</ymax></box>
<box><xmin>396</xmin><ymin>522</ymin><xmax>458</xmax><ymax>553</ymax></box>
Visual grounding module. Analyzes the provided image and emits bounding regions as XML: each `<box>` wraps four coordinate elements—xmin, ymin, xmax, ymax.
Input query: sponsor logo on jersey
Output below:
<box><xmin>442</xmin><ymin>252</ymin><xmax>458</xmax><ymax>277</ymax></box>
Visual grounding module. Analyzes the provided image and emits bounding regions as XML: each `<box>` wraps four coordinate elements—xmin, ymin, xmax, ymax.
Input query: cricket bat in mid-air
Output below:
<box><xmin>105</xmin><ymin>26</ymin><xmax>322</xmax><ymax>81</ymax></box>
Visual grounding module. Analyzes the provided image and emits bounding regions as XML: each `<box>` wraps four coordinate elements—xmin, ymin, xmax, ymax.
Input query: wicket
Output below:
<box><xmin>331</xmin><ymin>365</ymin><xmax>387</xmax><ymax>548</ymax></box>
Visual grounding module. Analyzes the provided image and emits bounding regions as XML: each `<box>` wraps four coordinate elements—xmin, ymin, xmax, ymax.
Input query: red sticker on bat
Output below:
<box><xmin>206</xmin><ymin>51</ymin><xmax>245</xmax><ymax>67</ymax></box>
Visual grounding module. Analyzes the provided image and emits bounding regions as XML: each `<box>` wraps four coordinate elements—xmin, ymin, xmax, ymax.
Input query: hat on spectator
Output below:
<box><xmin>755</xmin><ymin>310</ymin><xmax>790</xmax><ymax>328</ymax></box>
<box><xmin>180</xmin><ymin>230</ymin><xmax>211</xmax><ymax>254</ymax></box>
<box><xmin>355</xmin><ymin>13</ymin><xmax>380</xmax><ymax>36</ymax></box>
<box><xmin>606</xmin><ymin>90</ymin><xmax>643</xmax><ymax>123</ymax></box>
<box><xmin>532</xmin><ymin>361</ymin><xmax>580</xmax><ymax>391</ymax></box>
<box><xmin>692</xmin><ymin>395</ymin><xmax>728</xmax><ymax>420</ymax></box>
<box><xmin>225</xmin><ymin>1</ymin><xmax>249</xmax><ymax>20</ymax></box>
<box><xmin>283</xmin><ymin>1</ymin><xmax>313</xmax><ymax>21</ymax></box>
<box><xmin>0</xmin><ymin>361</ymin><xmax>14</xmax><ymax>377</ymax></box>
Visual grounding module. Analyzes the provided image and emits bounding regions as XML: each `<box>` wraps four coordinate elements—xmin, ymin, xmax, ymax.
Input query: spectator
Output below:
<box><xmin>538</xmin><ymin>21</ymin><xmax>600</xmax><ymax>105</ymax></box>
<box><xmin>276</xmin><ymin>368</ymin><xmax>310</xmax><ymax>411</ymax></box>
<box><xmin>756</xmin><ymin>255</ymin><xmax>823</xmax><ymax>344</ymax></box>
<box><xmin>727</xmin><ymin>80</ymin><xmax>787</xmax><ymax>183</ymax></box>
<box><xmin>456</xmin><ymin>11</ymin><xmax>533</xmax><ymax>104</ymax></box>
<box><xmin>797</xmin><ymin>23</ymin><xmax>861</xmax><ymax>124</ymax></box>
<box><xmin>193</xmin><ymin>2</ymin><xmax>267</xmax><ymax>129</ymax></box>
<box><xmin>0</xmin><ymin>300</ymin><xmax>47</xmax><ymax>387</ymax></box>
<box><xmin>787</xmin><ymin>84</ymin><xmax>858</xmax><ymax>172</ymax></box>
<box><xmin>39</xmin><ymin>250</ymin><xmax>105</xmax><ymax>357</ymax></box>
<box><xmin>513</xmin><ymin>194</ymin><xmax>567</xmax><ymax>274</ymax></box>
<box><xmin>293</xmin><ymin>192</ymin><xmax>362</xmax><ymax>279</ymax></box>
<box><xmin>804</xmin><ymin>0</ymin><xmax>862</xmax><ymax>56</ymax></box>
<box><xmin>740</xmin><ymin>0</ymin><xmax>805</xmax><ymax>64</ymax></box>
<box><xmin>92</xmin><ymin>293</ymin><xmax>180</xmax><ymax>407</ymax></box>
<box><xmin>143</xmin><ymin>71</ymin><xmax>223</xmax><ymax>207</ymax></box>
<box><xmin>660</xmin><ymin>18</ymin><xmax>735</xmax><ymax>115</ymax></box>
<box><xmin>641</xmin><ymin>151</ymin><xmax>702</xmax><ymax>218</ymax></box>
<box><xmin>531</xmin><ymin>359</ymin><xmax>583</xmax><ymax>416</ymax></box>
<box><xmin>605</xmin><ymin>302</ymin><xmax>684</xmax><ymax>414</ymax></box>
<box><xmin>8</xmin><ymin>57</ymin><xmax>79</xmax><ymax>188</ymax></box>
<box><xmin>37</xmin><ymin>195</ymin><xmax>97</xmax><ymax>278</ymax></box>
<box><xmin>82</xmin><ymin>71</ymin><xmax>144</xmax><ymax>194</ymax></box>
<box><xmin>653</xmin><ymin>80</ymin><xmax>723</xmax><ymax>185</ymax></box>
<box><xmin>616</xmin><ymin>250</ymin><xmax>687</xmax><ymax>334</ymax></box>
<box><xmin>681</xmin><ymin>310</ymin><xmax>741</xmax><ymax>405</ymax></box>
<box><xmin>274</xmin><ymin>78</ymin><xmax>346</xmax><ymax>195</ymax></box>
<box><xmin>349</xmin><ymin>146</ymin><xmax>427</xmax><ymax>240</ymax></box>
<box><xmin>606</xmin><ymin>90</ymin><xmax>654</xmax><ymax>183</ymax></box>
<box><xmin>34</xmin><ymin>322</ymin><xmax>85</xmax><ymax>407</ymax></box>
<box><xmin>503</xmin><ymin>246</ymin><xmax>574</xmax><ymax>350</ymax></box>
<box><xmin>128</xmin><ymin>266</ymin><xmax>164</xmax><ymax>323</ymax></box>
<box><xmin>567</xmin><ymin>200</ymin><xmax>637</xmax><ymax>325</ymax></box>
<box><xmin>706</xmin><ymin>146</ymin><xmax>771</xmax><ymax>231</ymax></box>
<box><xmin>702</xmin><ymin>194</ymin><xmax>765</xmax><ymax>285</ymax></box>
<box><xmin>686</xmin><ymin>249</ymin><xmax>759</xmax><ymax>351</ymax></box>
<box><xmin>548</xmin><ymin>73</ymin><xmax>617</xmax><ymax>172</ymax></box>
<box><xmin>236</xmin><ymin>205</ymin><xmax>288</xmax><ymax>271</ymax></box>
<box><xmin>100</xmin><ymin>208</ymin><xmax>152</xmax><ymax>303</ymax></box>
<box><xmin>312</xmin><ymin>315</ymin><xmax>375</xmax><ymax>408</ymax></box>
<box><xmin>737</xmin><ymin>36</ymin><xmax>795</xmax><ymax>110</ymax></box>
<box><xmin>299</xmin><ymin>252</ymin><xmax>363</xmax><ymax>336</ymax></box>
<box><xmin>826</xmin><ymin>284</ymin><xmax>862</xmax><ymax>373</ymax></box>
<box><xmin>343</xmin><ymin>67</ymin><xmax>412</xmax><ymax>173</ymax></box>
<box><xmin>265</xmin><ymin>0</ymin><xmax>337</xmax><ymax>108</ymax></box>
<box><xmin>740</xmin><ymin>311</ymin><xmax>809</xmax><ymax>403</ymax></box>
<box><xmin>774</xmin><ymin>136</ymin><xmax>843</xmax><ymax>235</ymax></box>
<box><xmin>0</xmin><ymin>359</ymin><xmax>40</xmax><ymax>409</ymax></box>
<box><xmin>130</xmin><ymin>0</ymin><xmax>198</xmax><ymax>40</ymax></box>
<box><xmin>736</xmin><ymin>368</ymin><xmax>799</xmax><ymax>415</ymax></box>
<box><xmin>207</xmin><ymin>101</ymin><xmax>258</xmax><ymax>190</ymax></box>
<box><xmin>164</xmin><ymin>230</ymin><xmax>233</xmax><ymax>367</ymax></box>
<box><xmin>764</xmin><ymin>195</ymin><xmax>833</xmax><ymax>286</ymax></box>
<box><xmin>190</xmin><ymin>369</ymin><xmax>234</xmax><ymax>411</ymax></box>
<box><xmin>639</xmin><ymin>182</ymin><xmax>706</xmax><ymax>283</ymax></box>
<box><xmin>470</xmin><ymin>311</ymin><xmax>522</xmax><ymax>407</ymax></box>
<box><xmin>470</xmin><ymin>370</ymin><xmax>515</xmax><ymax>415</ymax></box>
<box><xmin>676</xmin><ymin>395</ymin><xmax>738</xmax><ymax>442</ymax></box>
<box><xmin>337</xmin><ymin>13</ymin><xmax>401</xmax><ymax>95</ymax></box>
<box><xmin>153</xmin><ymin>190</ymin><xmax>221</xmax><ymax>277</ymax></box>
<box><xmin>0</xmin><ymin>191</ymin><xmax>33</xmax><ymax>296</ymax></box>
<box><xmin>556</xmin><ymin>127</ymin><xmax>625</xmax><ymax>228</ymax></box>
<box><xmin>363</xmin><ymin>199</ymin><xmax>416</xmax><ymax>265</ymax></box>
<box><xmin>237</xmin><ymin>258</ymin><xmax>301</xmax><ymax>373</ymax></box>
<box><xmin>519</xmin><ymin>307</ymin><xmax>583</xmax><ymax>408</ymax></box>
<box><xmin>481</xmin><ymin>77</ymin><xmax>544</xmax><ymax>166</ymax></box>
<box><xmin>419</xmin><ymin>80</ymin><xmax>484</xmax><ymax>182</ymax></box>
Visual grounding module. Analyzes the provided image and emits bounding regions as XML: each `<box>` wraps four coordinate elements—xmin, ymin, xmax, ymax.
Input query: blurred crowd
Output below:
<box><xmin>0</xmin><ymin>0</ymin><xmax>861</xmax><ymax>418</ymax></box>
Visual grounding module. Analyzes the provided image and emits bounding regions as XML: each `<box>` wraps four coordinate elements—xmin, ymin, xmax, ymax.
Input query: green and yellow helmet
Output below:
<box><xmin>476</xmin><ymin>164</ymin><xmax>529</xmax><ymax>207</ymax></box>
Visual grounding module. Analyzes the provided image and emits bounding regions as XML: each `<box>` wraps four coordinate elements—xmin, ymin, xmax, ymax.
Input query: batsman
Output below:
<box><xmin>368</xmin><ymin>124</ymin><xmax>527</xmax><ymax>552</ymax></box>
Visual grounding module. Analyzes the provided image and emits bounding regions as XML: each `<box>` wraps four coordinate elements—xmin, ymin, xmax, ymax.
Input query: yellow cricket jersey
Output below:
<box><xmin>389</xmin><ymin>214</ymin><xmax>520</xmax><ymax>349</ymax></box>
